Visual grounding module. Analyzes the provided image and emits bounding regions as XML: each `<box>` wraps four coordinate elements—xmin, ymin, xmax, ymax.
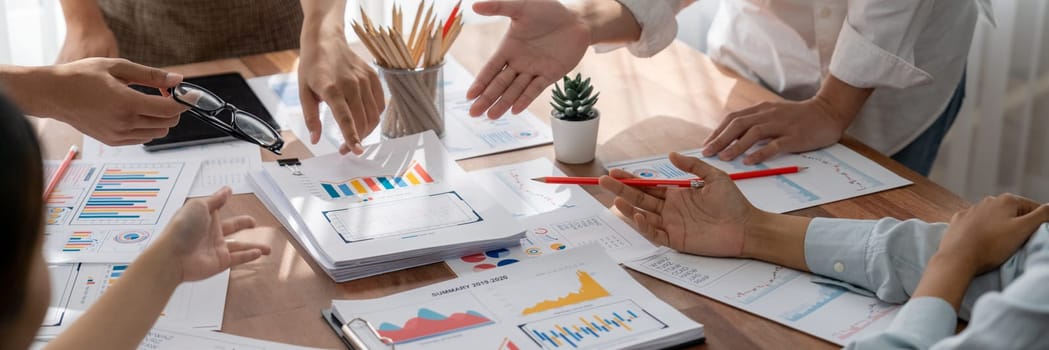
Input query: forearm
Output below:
<box><xmin>0</xmin><ymin>65</ymin><xmax>57</xmax><ymax>117</ymax></box>
<box><xmin>44</xmin><ymin>247</ymin><xmax>182</xmax><ymax>350</ymax></box>
<box><xmin>810</xmin><ymin>74</ymin><xmax>874</xmax><ymax>130</ymax></box>
<box><xmin>912</xmin><ymin>253</ymin><xmax>976</xmax><ymax>311</ymax></box>
<box><xmin>59</xmin><ymin>0</ymin><xmax>108</xmax><ymax>32</ymax></box>
<box><xmin>742</xmin><ymin>211</ymin><xmax>812</xmax><ymax>271</ymax></box>
<box><xmin>300</xmin><ymin>0</ymin><xmax>347</xmax><ymax>41</ymax></box>
<box><xmin>570</xmin><ymin>0</ymin><xmax>642</xmax><ymax>45</ymax></box>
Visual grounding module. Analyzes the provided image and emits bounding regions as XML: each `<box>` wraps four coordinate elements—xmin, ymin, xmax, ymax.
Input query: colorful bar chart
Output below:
<box><xmin>522</xmin><ymin>271</ymin><xmax>610</xmax><ymax>315</ymax></box>
<box><xmin>320</xmin><ymin>160</ymin><xmax>434</xmax><ymax>199</ymax></box>
<box><xmin>108</xmin><ymin>264</ymin><xmax>127</xmax><ymax>286</ymax></box>
<box><xmin>520</xmin><ymin>300</ymin><xmax>668</xmax><ymax>349</ymax></box>
<box><xmin>75</xmin><ymin>163</ymin><xmax>183</xmax><ymax>225</ymax></box>
<box><xmin>63</xmin><ymin>231</ymin><xmax>98</xmax><ymax>252</ymax></box>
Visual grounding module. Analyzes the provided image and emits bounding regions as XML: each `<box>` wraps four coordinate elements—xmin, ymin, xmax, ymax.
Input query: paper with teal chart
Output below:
<box><xmin>247</xmin><ymin>56</ymin><xmax>552</xmax><ymax>160</ymax></box>
<box><xmin>332</xmin><ymin>246</ymin><xmax>703</xmax><ymax>350</ymax></box>
<box><xmin>623</xmin><ymin>248</ymin><xmax>899</xmax><ymax>346</ymax></box>
<box><xmin>446</xmin><ymin>158</ymin><xmax>658</xmax><ymax>275</ymax></box>
<box><xmin>81</xmin><ymin>137</ymin><xmax>262</xmax><ymax>197</ymax></box>
<box><xmin>37</xmin><ymin>263</ymin><xmax>228</xmax><ymax>339</ymax></box>
<box><xmin>42</xmin><ymin>160</ymin><xmax>200</xmax><ymax>263</ymax></box>
<box><xmin>605</xmin><ymin>144</ymin><xmax>912</xmax><ymax>213</ymax></box>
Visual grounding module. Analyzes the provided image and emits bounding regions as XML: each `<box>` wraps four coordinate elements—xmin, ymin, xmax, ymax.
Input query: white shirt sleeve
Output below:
<box><xmin>829</xmin><ymin>0</ymin><xmax>936</xmax><ymax>89</ymax></box>
<box><xmin>605</xmin><ymin>0</ymin><xmax>696</xmax><ymax>57</ymax></box>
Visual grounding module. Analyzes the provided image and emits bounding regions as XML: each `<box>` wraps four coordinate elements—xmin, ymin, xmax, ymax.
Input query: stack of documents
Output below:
<box><xmin>250</xmin><ymin>131</ymin><xmax>526</xmax><ymax>282</ymax></box>
<box><xmin>324</xmin><ymin>245</ymin><xmax>704</xmax><ymax>350</ymax></box>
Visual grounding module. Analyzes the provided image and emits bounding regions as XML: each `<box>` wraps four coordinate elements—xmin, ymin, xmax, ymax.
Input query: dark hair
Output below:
<box><xmin>0</xmin><ymin>93</ymin><xmax>44</xmax><ymax>323</ymax></box>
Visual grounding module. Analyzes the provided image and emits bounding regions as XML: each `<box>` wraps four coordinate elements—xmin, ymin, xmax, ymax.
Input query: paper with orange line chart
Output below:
<box><xmin>329</xmin><ymin>245</ymin><xmax>703</xmax><ymax>350</ymax></box>
<box><xmin>41</xmin><ymin>159</ymin><xmax>200</xmax><ymax>263</ymax></box>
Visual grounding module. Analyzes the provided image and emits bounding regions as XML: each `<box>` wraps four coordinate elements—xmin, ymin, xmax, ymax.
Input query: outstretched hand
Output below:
<box><xmin>599</xmin><ymin>153</ymin><xmax>760</xmax><ymax>257</ymax></box>
<box><xmin>155</xmin><ymin>188</ymin><xmax>273</xmax><ymax>282</ymax></box>
<box><xmin>467</xmin><ymin>0</ymin><xmax>590</xmax><ymax>119</ymax></box>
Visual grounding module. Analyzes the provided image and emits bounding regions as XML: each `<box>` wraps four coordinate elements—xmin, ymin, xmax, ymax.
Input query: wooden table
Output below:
<box><xmin>34</xmin><ymin>22</ymin><xmax>967</xmax><ymax>349</ymax></box>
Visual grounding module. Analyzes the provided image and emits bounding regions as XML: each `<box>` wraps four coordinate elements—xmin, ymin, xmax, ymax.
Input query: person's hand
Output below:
<box><xmin>935</xmin><ymin>194</ymin><xmax>1049</xmax><ymax>275</ymax></box>
<box><xmin>56</xmin><ymin>22</ymin><xmax>119</xmax><ymax>64</ymax></box>
<box><xmin>298</xmin><ymin>27</ymin><xmax>384</xmax><ymax>155</ymax></box>
<box><xmin>702</xmin><ymin>74</ymin><xmax>873</xmax><ymax>165</ymax></box>
<box><xmin>467</xmin><ymin>0</ymin><xmax>590</xmax><ymax>118</ymax></box>
<box><xmin>701</xmin><ymin>99</ymin><xmax>849</xmax><ymax>165</ymax></box>
<box><xmin>8</xmin><ymin>58</ymin><xmax>188</xmax><ymax>145</ymax></box>
<box><xmin>599</xmin><ymin>152</ymin><xmax>762</xmax><ymax>257</ymax></box>
<box><xmin>153</xmin><ymin>188</ymin><xmax>273</xmax><ymax>282</ymax></box>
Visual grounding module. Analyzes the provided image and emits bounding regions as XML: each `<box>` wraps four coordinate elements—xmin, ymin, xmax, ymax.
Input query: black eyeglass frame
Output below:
<box><xmin>167</xmin><ymin>82</ymin><xmax>285</xmax><ymax>155</ymax></box>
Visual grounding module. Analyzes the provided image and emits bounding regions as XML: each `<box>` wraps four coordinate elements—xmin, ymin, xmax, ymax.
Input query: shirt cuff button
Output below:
<box><xmin>833</xmin><ymin>262</ymin><xmax>845</xmax><ymax>273</ymax></box>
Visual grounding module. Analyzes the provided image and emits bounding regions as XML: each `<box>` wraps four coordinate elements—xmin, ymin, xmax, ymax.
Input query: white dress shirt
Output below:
<box><xmin>611</xmin><ymin>0</ymin><xmax>990</xmax><ymax>155</ymax></box>
<box><xmin>804</xmin><ymin>218</ymin><xmax>1049</xmax><ymax>349</ymax></box>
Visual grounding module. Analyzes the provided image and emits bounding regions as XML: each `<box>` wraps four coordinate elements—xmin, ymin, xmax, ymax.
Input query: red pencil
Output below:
<box><xmin>43</xmin><ymin>145</ymin><xmax>79</xmax><ymax>199</ymax></box>
<box><xmin>531</xmin><ymin>166</ymin><xmax>806</xmax><ymax>188</ymax></box>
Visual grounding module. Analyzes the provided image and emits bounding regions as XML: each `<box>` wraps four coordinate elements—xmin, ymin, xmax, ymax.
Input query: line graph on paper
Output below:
<box><xmin>798</xmin><ymin>150</ymin><xmax>884</xmax><ymax>193</ymax></box>
<box><xmin>726</xmin><ymin>266</ymin><xmax>803</xmax><ymax>305</ymax></box>
<box><xmin>832</xmin><ymin>301</ymin><xmax>899</xmax><ymax>340</ymax></box>
<box><xmin>779</xmin><ymin>285</ymin><xmax>847</xmax><ymax>322</ymax></box>
<box><xmin>493</xmin><ymin>167</ymin><xmax>576</xmax><ymax>217</ymax></box>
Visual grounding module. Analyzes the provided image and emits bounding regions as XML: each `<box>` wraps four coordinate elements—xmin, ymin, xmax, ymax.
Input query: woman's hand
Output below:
<box><xmin>599</xmin><ymin>152</ymin><xmax>760</xmax><ymax>257</ymax></box>
<box><xmin>1</xmin><ymin>58</ymin><xmax>187</xmax><ymax>145</ymax></box>
<box><xmin>298</xmin><ymin>25</ymin><xmax>384</xmax><ymax>155</ymax></box>
<box><xmin>911</xmin><ymin>194</ymin><xmax>1049</xmax><ymax>310</ymax></box>
<box><xmin>702</xmin><ymin>74</ymin><xmax>873</xmax><ymax>164</ymax></box>
<box><xmin>467</xmin><ymin>0</ymin><xmax>590</xmax><ymax>118</ymax></box>
<box><xmin>936</xmin><ymin>194</ymin><xmax>1049</xmax><ymax>275</ymax></box>
<box><xmin>152</xmin><ymin>188</ymin><xmax>272</xmax><ymax>282</ymax></box>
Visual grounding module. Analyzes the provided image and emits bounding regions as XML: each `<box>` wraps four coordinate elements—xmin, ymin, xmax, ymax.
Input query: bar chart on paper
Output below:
<box><xmin>519</xmin><ymin>300</ymin><xmax>668</xmax><ymax>349</ymax></box>
<box><xmin>74</xmin><ymin>163</ymin><xmax>186</xmax><ymax>225</ymax></box>
<box><xmin>318</xmin><ymin>160</ymin><xmax>434</xmax><ymax>200</ymax></box>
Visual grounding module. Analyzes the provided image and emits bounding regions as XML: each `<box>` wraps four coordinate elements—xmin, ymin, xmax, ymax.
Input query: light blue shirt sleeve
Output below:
<box><xmin>803</xmin><ymin>219</ymin><xmax>1049</xmax><ymax>349</ymax></box>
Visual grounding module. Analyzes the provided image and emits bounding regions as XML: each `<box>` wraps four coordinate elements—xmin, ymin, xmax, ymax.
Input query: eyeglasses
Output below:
<box><xmin>168</xmin><ymin>82</ymin><xmax>284</xmax><ymax>155</ymax></box>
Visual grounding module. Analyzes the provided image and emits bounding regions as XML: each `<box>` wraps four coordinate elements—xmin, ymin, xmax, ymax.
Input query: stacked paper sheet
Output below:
<box><xmin>250</xmin><ymin>131</ymin><xmax>526</xmax><ymax>282</ymax></box>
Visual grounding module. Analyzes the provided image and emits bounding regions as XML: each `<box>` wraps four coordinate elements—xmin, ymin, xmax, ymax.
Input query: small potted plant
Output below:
<box><xmin>550</xmin><ymin>73</ymin><xmax>601</xmax><ymax>164</ymax></box>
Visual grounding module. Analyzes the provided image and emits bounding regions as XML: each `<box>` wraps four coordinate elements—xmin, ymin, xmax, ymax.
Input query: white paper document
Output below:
<box><xmin>604</xmin><ymin>144</ymin><xmax>912</xmax><ymax>213</ymax></box>
<box><xmin>137</xmin><ymin>325</ymin><xmax>324</xmax><ymax>350</ymax></box>
<box><xmin>331</xmin><ymin>246</ymin><xmax>704</xmax><ymax>350</ymax></box>
<box><xmin>38</xmin><ymin>264</ymin><xmax>229</xmax><ymax>339</ymax></box>
<box><xmin>247</xmin><ymin>57</ymin><xmax>552</xmax><ymax>160</ymax></box>
<box><xmin>447</xmin><ymin>158</ymin><xmax>658</xmax><ymax>275</ymax></box>
<box><xmin>250</xmin><ymin>131</ymin><xmax>526</xmax><ymax>281</ymax></box>
<box><xmin>42</xmin><ymin>159</ymin><xmax>200</xmax><ymax>263</ymax></box>
<box><xmin>623</xmin><ymin>248</ymin><xmax>899</xmax><ymax>346</ymax></box>
<box><xmin>81</xmin><ymin>137</ymin><xmax>262</xmax><ymax>197</ymax></box>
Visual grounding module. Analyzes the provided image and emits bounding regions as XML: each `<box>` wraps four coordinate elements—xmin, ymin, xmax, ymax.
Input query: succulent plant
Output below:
<box><xmin>550</xmin><ymin>73</ymin><xmax>600</xmax><ymax>121</ymax></box>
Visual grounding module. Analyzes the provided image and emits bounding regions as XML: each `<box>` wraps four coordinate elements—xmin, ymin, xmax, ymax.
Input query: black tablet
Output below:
<box><xmin>139</xmin><ymin>72</ymin><xmax>280</xmax><ymax>151</ymax></box>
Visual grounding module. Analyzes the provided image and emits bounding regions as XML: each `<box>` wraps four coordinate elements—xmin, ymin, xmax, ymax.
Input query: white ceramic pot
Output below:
<box><xmin>550</xmin><ymin>110</ymin><xmax>600</xmax><ymax>164</ymax></box>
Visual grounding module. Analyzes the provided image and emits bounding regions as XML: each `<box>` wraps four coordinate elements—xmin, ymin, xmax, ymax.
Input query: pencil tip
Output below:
<box><xmin>531</xmin><ymin>177</ymin><xmax>544</xmax><ymax>182</ymax></box>
<box><xmin>799</xmin><ymin>166</ymin><xmax>809</xmax><ymax>171</ymax></box>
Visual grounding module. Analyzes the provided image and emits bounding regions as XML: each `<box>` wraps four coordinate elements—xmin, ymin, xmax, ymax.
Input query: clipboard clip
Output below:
<box><xmin>342</xmin><ymin>318</ymin><xmax>396</xmax><ymax>350</ymax></box>
<box><xmin>323</xmin><ymin>309</ymin><xmax>395</xmax><ymax>350</ymax></box>
<box><xmin>277</xmin><ymin>158</ymin><xmax>303</xmax><ymax>176</ymax></box>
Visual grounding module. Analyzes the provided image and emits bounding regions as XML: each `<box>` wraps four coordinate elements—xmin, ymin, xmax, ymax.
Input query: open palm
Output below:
<box><xmin>467</xmin><ymin>0</ymin><xmax>590</xmax><ymax>118</ymax></box>
<box><xmin>159</xmin><ymin>188</ymin><xmax>272</xmax><ymax>282</ymax></box>
<box><xmin>600</xmin><ymin>153</ymin><xmax>758</xmax><ymax>257</ymax></box>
